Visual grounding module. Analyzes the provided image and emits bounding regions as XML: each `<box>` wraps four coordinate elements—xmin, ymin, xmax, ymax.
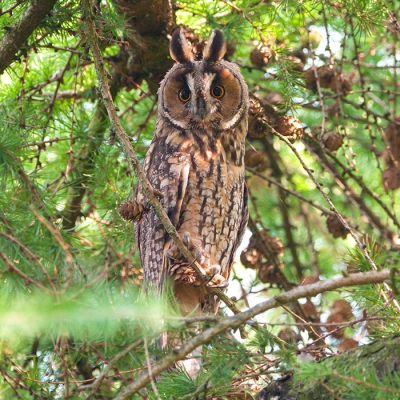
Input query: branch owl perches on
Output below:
<box><xmin>132</xmin><ymin>29</ymin><xmax>249</xmax><ymax>315</ymax></box>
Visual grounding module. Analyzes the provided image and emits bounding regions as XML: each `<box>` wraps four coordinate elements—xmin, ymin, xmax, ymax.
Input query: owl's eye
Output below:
<box><xmin>211</xmin><ymin>85</ymin><xmax>225</xmax><ymax>98</ymax></box>
<box><xmin>179</xmin><ymin>89</ymin><xmax>191</xmax><ymax>102</ymax></box>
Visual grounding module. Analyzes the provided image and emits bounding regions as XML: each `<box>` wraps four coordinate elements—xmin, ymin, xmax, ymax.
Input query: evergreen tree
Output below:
<box><xmin>0</xmin><ymin>0</ymin><xmax>399</xmax><ymax>398</ymax></box>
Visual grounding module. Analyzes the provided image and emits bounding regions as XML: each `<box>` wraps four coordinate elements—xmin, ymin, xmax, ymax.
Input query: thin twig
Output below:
<box><xmin>247</xmin><ymin>168</ymin><xmax>334</xmax><ymax>216</ymax></box>
<box><xmin>0</xmin><ymin>251</ymin><xmax>52</xmax><ymax>293</ymax></box>
<box><xmin>144</xmin><ymin>336</ymin><xmax>162</xmax><ymax>400</ymax></box>
<box><xmin>82</xmin><ymin>339</ymin><xmax>143</xmax><ymax>398</ymax></box>
<box><xmin>0</xmin><ymin>231</ymin><xmax>58</xmax><ymax>298</ymax></box>
<box><xmin>29</xmin><ymin>206</ymin><xmax>75</xmax><ymax>290</ymax></box>
<box><xmin>270</xmin><ymin>126</ymin><xmax>378</xmax><ymax>269</ymax></box>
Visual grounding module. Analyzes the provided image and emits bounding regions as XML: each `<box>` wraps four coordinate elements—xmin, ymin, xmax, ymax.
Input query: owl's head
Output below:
<box><xmin>158</xmin><ymin>29</ymin><xmax>248</xmax><ymax>132</ymax></box>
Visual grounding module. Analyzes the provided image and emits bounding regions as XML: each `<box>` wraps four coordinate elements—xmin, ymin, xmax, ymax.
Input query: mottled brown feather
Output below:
<box><xmin>134</xmin><ymin>30</ymin><xmax>249</xmax><ymax>315</ymax></box>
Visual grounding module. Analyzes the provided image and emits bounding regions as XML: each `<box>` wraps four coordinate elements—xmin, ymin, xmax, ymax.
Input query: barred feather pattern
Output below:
<box><xmin>135</xmin><ymin>119</ymin><xmax>248</xmax><ymax>313</ymax></box>
<box><xmin>134</xmin><ymin>30</ymin><xmax>249</xmax><ymax>315</ymax></box>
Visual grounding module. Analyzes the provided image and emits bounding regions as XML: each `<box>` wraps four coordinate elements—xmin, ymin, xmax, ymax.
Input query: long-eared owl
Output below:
<box><xmin>134</xmin><ymin>29</ymin><xmax>249</xmax><ymax>315</ymax></box>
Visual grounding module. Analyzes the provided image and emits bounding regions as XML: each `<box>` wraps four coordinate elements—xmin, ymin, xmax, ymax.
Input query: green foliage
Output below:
<box><xmin>294</xmin><ymin>341</ymin><xmax>400</xmax><ymax>399</ymax></box>
<box><xmin>246</xmin><ymin>325</ymin><xmax>276</xmax><ymax>354</ymax></box>
<box><xmin>0</xmin><ymin>0</ymin><xmax>400</xmax><ymax>398</ymax></box>
<box><xmin>157</xmin><ymin>368</ymin><xmax>198</xmax><ymax>399</ymax></box>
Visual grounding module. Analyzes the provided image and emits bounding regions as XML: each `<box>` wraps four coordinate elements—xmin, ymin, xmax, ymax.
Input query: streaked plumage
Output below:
<box><xmin>135</xmin><ymin>29</ymin><xmax>249</xmax><ymax>314</ymax></box>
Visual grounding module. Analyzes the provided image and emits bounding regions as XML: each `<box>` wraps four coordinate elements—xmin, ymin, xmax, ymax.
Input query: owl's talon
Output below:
<box><xmin>183</xmin><ymin>232</ymin><xmax>191</xmax><ymax>248</ymax></box>
<box><xmin>193</xmin><ymin>279</ymin><xmax>211</xmax><ymax>288</ymax></box>
<box><xmin>210</xmin><ymin>265</ymin><xmax>221</xmax><ymax>277</ymax></box>
<box><xmin>207</xmin><ymin>273</ymin><xmax>229</xmax><ymax>289</ymax></box>
<box><xmin>165</xmin><ymin>251</ymin><xmax>179</xmax><ymax>262</ymax></box>
<box><xmin>189</xmin><ymin>249</ymin><xmax>203</xmax><ymax>266</ymax></box>
<box><xmin>202</xmin><ymin>264</ymin><xmax>221</xmax><ymax>279</ymax></box>
<box><xmin>207</xmin><ymin>280</ymin><xmax>229</xmax><ymax>289</ymax></box>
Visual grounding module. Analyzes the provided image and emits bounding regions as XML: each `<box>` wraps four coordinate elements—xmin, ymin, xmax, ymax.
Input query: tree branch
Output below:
<box><xmin>113</xmin><ymin>269</ymin><xmax>397</xmax><ymax>399</ymax></box>
<box><xmin>0</xmin><ymin>0</ymin><xmax>58</xmax><ymax>75</ymax></box>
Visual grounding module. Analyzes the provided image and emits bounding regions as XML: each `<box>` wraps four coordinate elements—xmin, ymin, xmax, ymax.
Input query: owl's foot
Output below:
<box><xmin>198</xmin><ymin>264</ymin><xmax>229</xmax><ymax>289</ymax></box>
<box><xmin>119</xmin><ymin>200</ymin><xmax>148</xmax><ymax>222</ymax></box>
<box><xmin>167</xmin><ymin>234</ymin><xmax>206</xmax><ymax>264</ymax></box>
<box><xmin>167</xmin><ymin>233</ymin><xmax>229</xmax><ymax>288</ymax></box>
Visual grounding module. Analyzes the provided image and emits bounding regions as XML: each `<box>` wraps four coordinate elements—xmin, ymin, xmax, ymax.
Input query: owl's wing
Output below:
<box><xmin>134</xmin><ymin>140</ymin><xmax>190</xmax><ymax>291</ymax></box>
<box><xmin>225</xmin><ymin>183</ymin><xmax>249</xmax><ymax>279</ymax></box>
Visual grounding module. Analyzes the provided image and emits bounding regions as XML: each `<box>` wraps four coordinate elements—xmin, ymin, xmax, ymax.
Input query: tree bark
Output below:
<box><xmin>112</xmin><ymin>0</ymin><xmax>175</xmax><ymax>93</ymax></box>
<box><xmin>0</xmin><ymin>0</ymin><xmax>58</xmax><ymax>75</ymax></box>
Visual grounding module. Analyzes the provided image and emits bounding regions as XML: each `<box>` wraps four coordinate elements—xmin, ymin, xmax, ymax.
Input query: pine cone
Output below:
<box><xmin>304</xmin><ymin>65</ymin><xmax>333</xmax><ymax>91</ymax></box>
<box><xmin>382</xmin><ymin>166</ymin><xmax>400</xmax><ymax>190</ymax></box>
<box><xmin>252</xmin><ymin>231</ymin><xmax>285</xmax><ymax>257</ymax></box>
<box><xmin>244</xmin><ymin>233</ymin><xmax>284</xmax><ymax>271</ymax></box>
<box><xmin>169</xmin><ymin>262</ymin><xmax>198</xmax><ymax>285</ymax></box>
<box><xmin>326</xmin><ymin>311</ymin><xmax>348</xmax><ymax>339</ymax></box>
<box><xmin>290</xmin><ymin>49</ymin><xmax>307</xmax><ymax>64</ymax></box>
<box><xmin>278</xmin><ymin>328</ymin><xmax>301</xmax><ymax>344</ymax></box>
<box><xmin>275</xmin><ymin>115</ymin><xmax>303</xmax><ymax>142</ymax></box>
<box><xmin>258</xmin><ymin>264</ymin><xmax>281</xmax><ymax>284</ymax></box>
<box><xmin>320</xmin><ymin>130</ymin><xmax>343</xmax><ymax>151</ymax></box>
<box><xmin>119</xmin><ymin>200</ymin><xmax>146</xmax><ymax>222</ymax></box>
<box><xmin>250</xmin><ymin>46</ymin><xmax>272</xmax><ymax>67</ymax></box>
<box><xmin>332</xmin><ymin>299</ymin><xmax>353</xmax><ymax>320</ymax></box>
<box><xmin>328</xmin><ymin>72</ymin><xmax>352</xmax><ymax>93</ymax></box>
<box><xmin>264</xmin><ymin>234</ymin><xmax>284</xmax><ymax>257</ymax></box>
<box><xmin>301</xmin><ymin>299</ymin><xmax>319</xmax><ymax>320</ymax></box>
<box><xmin>304</xmin><ymin>65</ymin><xmax>352</xmax><ymax>93</ymax></box>
<box><xmin>248</xmin><ymin>98</ymin><xmax>273</xmax><ymax>138</ymax></box>
<box><xmin>338</xmin><ymin>338</ymin><xmax>358</xmax><ymax>353</ymax></box>
<box><xmin>326</xmin><ymin>214</ymin><xmax>348</xmax><ymax>239</ymax></box>
<box><xmin>244</xmin><ymin>148</ymin><xmax>268</xmax><ymax>171</ymax></box>
<box><xmin>287</xmin><ymin>53</ymin><xmax>305</xmax><ymax>72</ymax></box>
<box><xmin>240</xmin><ymin>244</ymin><xmax>262</xmax><ymax>269</ymax></box>
<box><xmin>383</xmin><ymin>118</ymin><xmax>400</xmax><ymax>165</ymax></box>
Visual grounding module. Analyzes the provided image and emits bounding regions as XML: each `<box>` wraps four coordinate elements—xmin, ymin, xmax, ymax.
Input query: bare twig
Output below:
<box><xmin>0</xmin><ymin>231</ymin><xmax>58</xmax><ymax>297</ymax></box>
<box><xmin>247</xmin><ymin>168</ymin><xmax>334</xmax><ymax>216</ymax></box>
<box><xmin>0</xmin><ymin>251</ymin><xmax>52</xmax><ymax>293</ymax></box>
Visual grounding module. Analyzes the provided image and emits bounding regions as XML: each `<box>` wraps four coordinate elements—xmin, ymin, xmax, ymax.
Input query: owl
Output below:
<box><xmin>134</xmin><ymin>29</ymin><xmax>249</xmax><ymax>315</ymax></box>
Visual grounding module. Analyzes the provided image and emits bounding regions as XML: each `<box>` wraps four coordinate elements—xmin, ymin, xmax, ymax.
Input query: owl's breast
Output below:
<box><xmin>177</xmin><ymin>149</ymin><xmax>245</xmax><ymax>274</ymax></box>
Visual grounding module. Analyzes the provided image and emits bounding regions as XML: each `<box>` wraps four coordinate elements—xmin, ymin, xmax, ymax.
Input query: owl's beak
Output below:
<box><xmin>196</xmin><ymin>97</ymin><xmax>206</xmax><ymax>120</ymax></box>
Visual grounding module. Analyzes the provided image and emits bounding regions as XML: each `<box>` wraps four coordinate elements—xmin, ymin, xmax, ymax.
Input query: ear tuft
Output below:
<box><xmin>170</xmin><ymin>29</ymin><xmax>193</xmax><ymax>64</ymax></box>
<box><xmin>203</xmin><ymin>29</ymin><xmax>226</xmax><ymax>62</ymax></box>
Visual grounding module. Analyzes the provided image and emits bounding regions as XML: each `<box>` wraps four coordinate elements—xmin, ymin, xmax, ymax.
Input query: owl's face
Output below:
<box><xmin>158</xmin><ymin>30</ymin><xmax>248</xmax><ymax>132</ymax></box>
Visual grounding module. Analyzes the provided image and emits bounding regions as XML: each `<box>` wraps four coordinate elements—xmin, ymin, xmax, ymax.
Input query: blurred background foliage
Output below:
<box><xmin>0</xmin><ymin>0</ymin><xmax>399</xmax><ymax>398</ymax></box>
